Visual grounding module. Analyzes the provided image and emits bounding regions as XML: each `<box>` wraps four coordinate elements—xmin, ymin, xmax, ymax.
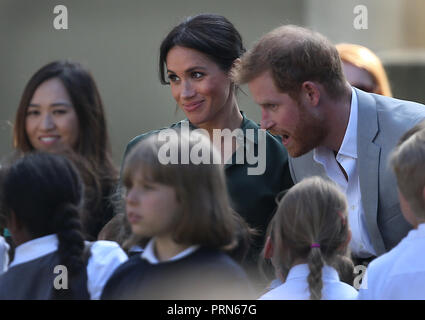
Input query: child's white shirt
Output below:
<box><xmin>259</xmin><ymin>264</ymin><xmax>358</xmax><ymax>300</ymax></box>
<box><xmin>9</xmin><ymin>234</ymin><xmax>128</xmax><ymax>299</ymax></box>
<box><xmin>358</xmin><ymin>223</ymin><xmax>425</xmax><ymax>300</ymax></box>
<box><xmin>0</xmin><ymin>236</ymin><xmax>9</xmax><ymax>274</ymax></box>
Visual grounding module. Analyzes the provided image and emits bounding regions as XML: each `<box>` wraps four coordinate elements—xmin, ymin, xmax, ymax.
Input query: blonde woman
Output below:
<box><xmin>336</xmin><ymin>43</ymin><xmax>392</xmax><ymax>96</ymax></box>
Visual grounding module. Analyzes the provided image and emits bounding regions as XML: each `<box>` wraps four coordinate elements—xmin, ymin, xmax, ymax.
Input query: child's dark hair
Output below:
<box><xmin>271</xmin><ymin>176</ymin><xmax>350</xmax><ymax>300</ymax></box>
<box><xmin>0</xmin><ymin>152</ymin><xmax>86</xmax><ymax>299</ymax></box>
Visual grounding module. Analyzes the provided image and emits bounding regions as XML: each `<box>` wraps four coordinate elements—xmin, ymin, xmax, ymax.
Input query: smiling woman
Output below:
<box><xmin>25</xmin><ymin>77</ymin><xmax>79</xmax><ymax>152</ymax></box>
<box><xmin>123</xmin><ymin>14</ymin><xmax>293</xmax><ymax>290</ymax></box>
<box><xmin>11</xmin><ymin>61</ymin><xmax>118</xmax><ymax>241</ymax></box>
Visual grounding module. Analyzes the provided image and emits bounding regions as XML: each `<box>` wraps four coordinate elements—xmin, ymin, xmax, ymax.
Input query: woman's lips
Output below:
<box><xmin>38</xmin><ymin>136</ymin><xmax>60</xmax><ymax>146</ymax></box>
<box><xmin>183</xmin><ymin>100</ymin><xmax>204</xmax><ymax>112</ymax></box>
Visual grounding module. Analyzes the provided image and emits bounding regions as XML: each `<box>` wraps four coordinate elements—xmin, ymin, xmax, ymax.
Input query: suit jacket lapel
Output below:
<box><xmin>356</xmin><ymin>89</ymin><xmax>386</xmax><ymax>255</ymax></box>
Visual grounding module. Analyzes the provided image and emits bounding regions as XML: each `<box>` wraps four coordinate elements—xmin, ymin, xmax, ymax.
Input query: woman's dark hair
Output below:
<box><xmin>13</xmin><ymin>60</ymin><xmax>118</xmax><ymax>239</ymax></box>
<box><xmin>0</xmin><ymin>152</ymin><xmax>86</xmax><ymax>299</ymax></box>
<box><xmin>159</xmin><ymin>13</ymin><xmax>246</xmax><ymax>84</ymax></box>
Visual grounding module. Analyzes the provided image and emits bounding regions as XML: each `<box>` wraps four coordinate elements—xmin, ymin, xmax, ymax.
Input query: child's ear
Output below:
<box><xmin>264</xmin><ymin>236</ymin><xmax>274</xmax><ymax>259</ymax></box>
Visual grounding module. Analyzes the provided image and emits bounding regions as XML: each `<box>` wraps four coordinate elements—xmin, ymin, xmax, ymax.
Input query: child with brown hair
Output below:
<box><xmin>101</xmin><ymin>130</ymin><xmax>254</xmax><ymax>299</ymax></box>
<box><xmin>358</xmin><ymin>121</ymin><xmax>425</xmax><ymax>299</ymax></box>
<box><xmin>260</xmin><ymin>176</ymin><xmax>358</xmax><ymax>300</ymax></box>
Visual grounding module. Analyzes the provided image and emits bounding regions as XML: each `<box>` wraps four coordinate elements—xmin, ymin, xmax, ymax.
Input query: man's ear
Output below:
<box><xmin>264</xmin><ymin>236</ymin><xmax>274</xmax><ymax>259</ymax></box>
<box><xmin>300</xmin><ymin>81</ymin><xmax>320</xmax><ymax>107</ymax></box>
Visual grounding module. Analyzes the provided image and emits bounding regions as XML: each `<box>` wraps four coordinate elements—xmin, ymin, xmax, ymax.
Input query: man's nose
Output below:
<box><xmin>260</xmin><ymin>109</ymin><xmax>274</xmax><ymax>130</ymax></box>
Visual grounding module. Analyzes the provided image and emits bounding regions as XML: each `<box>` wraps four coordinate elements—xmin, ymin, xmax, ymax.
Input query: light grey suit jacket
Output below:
<box><xmin>289</xmin><ymin>88</ymin><xmax>425</xmax><ymax>256</ymax></box>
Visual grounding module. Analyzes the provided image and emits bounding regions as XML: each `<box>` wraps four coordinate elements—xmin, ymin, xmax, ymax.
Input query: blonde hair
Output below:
<box><xmin>270</xmin><ymin>176</ymin><xmax>350</xmax><ymax>300</ymax></box>
<box><xmin>336</xmin><ymin>43</ymin><xmax>392</xmax><ymax>97</ymax></box>
<box><xmin>121</xmin><ymin>130</ymin><xmax>240</xmax><ymax>250</ymax></box>
<box><xmin>390</xmin><ymin>121</ymin><xmax>425</xmax><ymax>220</ymax></box>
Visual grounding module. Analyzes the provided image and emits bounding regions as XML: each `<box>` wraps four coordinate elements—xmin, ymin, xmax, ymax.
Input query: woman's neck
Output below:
<box><xmin>153</xmin><ymin>236</ymin><xmax>191</xmax><ymax>262</ymax></box>
<box><xmin>198</xmin><ymin>96</ymin><xmax>243</xmax><ymax>138</ymax></box>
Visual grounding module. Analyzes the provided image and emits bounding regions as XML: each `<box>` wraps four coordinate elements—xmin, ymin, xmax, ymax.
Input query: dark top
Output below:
<box><xmin>101</xmin><ymin>247</ymin><xmax>254</xmax><ymax>300</ymax></box>
<box><xmin>0</xmin><ymin>251</ymin><xmax>90</xmax><ymax>300</ymax></box>
<box><xmin>122</xmin><ymin>112</ymin><xmax>293</xmax><ymax>267</ymax></box>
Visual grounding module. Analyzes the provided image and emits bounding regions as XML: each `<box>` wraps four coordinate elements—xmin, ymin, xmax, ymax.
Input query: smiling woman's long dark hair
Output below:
<box><xmin>12</xmin><ymin>61</ymin><xmax>118</xmax><ymax>239</ymax></box>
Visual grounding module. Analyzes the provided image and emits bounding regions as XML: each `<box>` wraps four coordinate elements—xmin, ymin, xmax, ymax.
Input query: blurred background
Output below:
<box><xmin>1</xmin><ymin>0</ymin><xmax>425</xmax><ymax>165</ymax></box>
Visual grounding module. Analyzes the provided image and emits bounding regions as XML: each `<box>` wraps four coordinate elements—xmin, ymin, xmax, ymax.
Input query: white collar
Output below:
<box><xmin>10</xmin><ymin>234</ymin><xmax>58</xmax><ymax>268</ymax></box>
<box><xmin>314</xmin><ymin>87</ymin><xmax>358</xmax><ymax>161</ymax></box>
<box><xmin>140</xmin><ymin>238</ymin><xmax>199</xmax><ymax>264</ymax></box>
<box><xmin>286</xmin><ymin>264</ymin><xmax>340</xmax><ymax>282</ymax></box>
<box><xmin>406</xmin><ymin>222</ymin><xmax>425</xmax><ymax>239</ymax></box>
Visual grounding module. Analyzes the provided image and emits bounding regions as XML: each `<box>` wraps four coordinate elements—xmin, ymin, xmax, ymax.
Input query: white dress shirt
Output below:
<box><xmin>141</xmin><ymin>238</ymin><xmax>199</xmax><ymax>264</ymax></box>
<box><xmin>358</xmin><ymin>223</ymin><xmax>425</xmax><ymax>299</ymax></box>
<box><xmin>313</xmin><ymin>88</ymin><xmax>376</xmax><ymax>258</ymax></box>
<box><xmin>9</xmin><ymin>234</ymin><xmax>128</xmax><ymax>299</ymax></box>
<box><xmin>0</xmin><ymin>236</ymin><xmax>9</xmax><ymax>275</ymax></box>
<box><xmin>259</xmin><ymin>264</ymin><xmax>358</xmax><ymax>300</ymax></box>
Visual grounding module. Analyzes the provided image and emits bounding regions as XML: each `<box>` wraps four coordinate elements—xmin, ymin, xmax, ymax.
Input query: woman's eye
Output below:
<box><xmin>53</xmin><ymin>109</ymin><xmax>67</xmax><ymax>115</ymax></box>
<box><xmin>192</xmin><ymin>72</ymin><xmax>204</xmax><ymax>79</ymax></box>
<box><xmin>26</xmin><ymin>109</ymin><xmax>40</xmax><ymax>116</ymax></box>
<box><xmin>168</xmin><ymin>74</ymin><xmax>179</xmax><ymax>82</ymax></box>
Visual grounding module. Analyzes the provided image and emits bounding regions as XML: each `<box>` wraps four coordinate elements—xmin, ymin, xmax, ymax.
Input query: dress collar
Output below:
<box><xmin>140</xmin><ymin>238</ymin><xmax>199</xmax><ymax>265</ymax></box>
<box><xmin>10</xmin><ymin>234</ymin><xmax>58</xmax><ymax>268</ymax></box>
<box><xmin>286</xmin><ymin>264</ymin><xmax>340</xmax><ymax>282</ymax></box>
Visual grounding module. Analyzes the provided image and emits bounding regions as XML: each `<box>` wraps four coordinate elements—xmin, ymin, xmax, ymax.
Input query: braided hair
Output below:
<box><xmin>1</xmin><ymin>152</ymin><xmax>86</xmax><ymax>299</ymax></box>
<box><xmin>271</xmin><ymin>176</ymin><xmax>351</xmax><ymax>300</ymax></box>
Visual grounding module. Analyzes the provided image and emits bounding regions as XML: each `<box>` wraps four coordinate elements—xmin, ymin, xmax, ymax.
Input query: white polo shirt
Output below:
<box><xmin>358</xmin><ymin>223</ymin><xmax>425</xmax><ymax>299</ymax></box>
<box><xmin>313</xmin><ymin>88</ymin><xmax>376</xmax><ymax>258</ymax></box>
<box><xmin>259</xmin><ymin>264</ymin><xmax>358</xmax><ymax>300</ymax></box>
<box><xmin>0</xmin><ymin>236</ymin><xmax>9</xmax><ymax>274</ymax></box>
<box><xmin>141</xmin><ymin>238</ymin><xmax>200</xmax><ymax>264</ymax></box>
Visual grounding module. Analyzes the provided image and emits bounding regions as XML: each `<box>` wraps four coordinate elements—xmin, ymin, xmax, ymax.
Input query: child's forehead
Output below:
<box><xmin>132</xmin><ymin>166</ymin><xmax>155</xmax><ymax>181</ymax></box>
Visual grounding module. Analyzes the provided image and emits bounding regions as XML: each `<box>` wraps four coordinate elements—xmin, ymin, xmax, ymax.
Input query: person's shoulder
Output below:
<box><xmin>361</xmin><ymin>91</ymin><xmax>425</xmax><ymax>127</ymax></box>
<box><xmin>90</xmin><ymin>240</ymin><xmax>127</xmax><ymax>260</ymax></box>
<box><xmin>100</xmin><ymin>255</ymin><xmax>146</xmax><ymax>299</ymax></box>
<box><xmin>199</xmin><ymin>248</ymin><xmax>251</xmax><ymax>283</ymax></box>
<box><xmin>258</xmin><ymin>283</ymin><xmax>302</xmax><ymax>300</ymax></box>
<box><xmin>124</xmin><ymin>121</ymin><xmax>186</xmax><ymax>156</ymax></box>
<box><xmin>331</xmin><ymin>281</ymin><xmax>359</xmax><ymax>300</ymax></box>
